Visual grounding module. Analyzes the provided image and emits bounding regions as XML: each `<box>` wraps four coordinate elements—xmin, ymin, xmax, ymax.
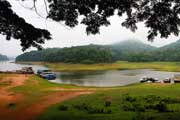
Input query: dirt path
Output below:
<box><xmin>0</xmin><ymin>74</ymin><xmax>94</xmax><ymax>120</ymax></box>
<box><xmin>0</xmin><ymin>75</ymin><xmax>27</xmax><ymax>106</ymax></box>
<box><xmin>16</xmin><ymin>91</ymin><xmax>93</xmax><ymax>120</ymax></box>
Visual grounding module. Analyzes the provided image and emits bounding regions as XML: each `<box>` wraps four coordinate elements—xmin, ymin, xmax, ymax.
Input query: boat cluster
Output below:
<box><xmin>140</xmin><ymin>74</ymin><xmax>180</xmax><ymax>84</ymax></box>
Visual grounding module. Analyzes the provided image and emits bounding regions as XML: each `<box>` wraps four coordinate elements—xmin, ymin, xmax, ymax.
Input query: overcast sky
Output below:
<box><xmin>0</xmin><ymin>0</ymin><xmax>179</xmax><ymax>57</ymax></box>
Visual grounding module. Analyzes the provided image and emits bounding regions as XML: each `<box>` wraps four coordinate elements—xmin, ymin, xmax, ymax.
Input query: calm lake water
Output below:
<box><xmin>0</xmin><ymin>61</ymin><xmax>179</xmax><ymax>87</ymax></box>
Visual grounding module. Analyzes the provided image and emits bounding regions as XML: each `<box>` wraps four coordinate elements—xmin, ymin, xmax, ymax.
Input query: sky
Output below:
<box><xmin>0</xmin><ymin>0</ymin><xmax>179</xmax><ymax>57</ymax></box>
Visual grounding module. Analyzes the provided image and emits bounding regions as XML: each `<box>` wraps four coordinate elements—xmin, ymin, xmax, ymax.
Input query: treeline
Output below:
<box><xmin>16</xmin><ymin>45</ymin><xmax>114</xmax><ymax>64</ymax></box>
<box><xmin>16</xmin><ymin>40</ymin><xmax>180</xmax><ymax>63</ymax></box>
<box><xmin>0</xmin><ymin>54</ymin><xmax>8</xmax><ymax>61</ymax></box>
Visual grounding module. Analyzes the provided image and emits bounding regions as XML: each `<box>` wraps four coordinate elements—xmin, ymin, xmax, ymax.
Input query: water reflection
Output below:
<box><xmin>52</xmin><ymin>69</ymin><xmax>180</xmax><ymax>87</ymax></box>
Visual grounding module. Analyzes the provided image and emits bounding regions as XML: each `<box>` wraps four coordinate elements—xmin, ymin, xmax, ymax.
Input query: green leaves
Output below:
<box><xmin>0</xmin><ymin>0</ymin><xmax>51</xmax><ymax>51</ymax></box>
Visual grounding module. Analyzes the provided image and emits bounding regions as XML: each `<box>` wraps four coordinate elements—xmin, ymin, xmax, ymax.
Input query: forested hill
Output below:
<box><xmin>110</xmin><ymin>40</ymin><xmax>156</xmax><ymax>52</ymax></box>
<box><xmin>0</xmin><ymin>54</ymin><xmax>8</xmax><ymax>61</ymax></box>
<box><xmin>16</xmin><ymin>45</ymin><xmax>114</xmax><ymax>64</ymax></box>
<box><xmin>109</xmin><ymin>40</ymin><xmax>156</xmax><ymax>61</ymax></box>
<box><xmin>16</xmin><ymin>40</ymin><xmax>180</xmax><ymax>63</ymax></box>
<box><xmin>152</xmin><ymin>40</ymin><xmax>180</xmax><ymax>61</ymax></box>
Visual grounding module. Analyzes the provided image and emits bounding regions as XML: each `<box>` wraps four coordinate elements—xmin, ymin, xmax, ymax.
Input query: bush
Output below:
<box><xmin>123</xmin><ymin>94</ymin><xmax>137</xmax><ymax>102</ymax></box>
<box><xmin>7</xmin><ymin>103</ymin><xmax>16</xmax><ymax>109</ymax></box>
<box><xmin>58</xmin><ymin>105</ymin><xmax>68</xmax><ymax>111</ymax></box>
<box><xmin>87</xmin><ymin>106</ymin><xmax>112</xmax><ymax>114</ymax></box>
<box><xmin>73</xmin><ymin>103</ymin><xmax>89</xmax><ymax>111</ymax></box>
<box><xmin>144</xmin><ymin>95</ymin><xmax>161</xmax><ymax>103</ymax></box>
<box><xmin>132</xmin><ymin>112</ymin><xmax>154</xmax><ymax>120</ymax></box>
<box><xmin>105</xmin><ymin>100</ymin><xmax>111</xmax><ymax>107</ymax></box>
<box><xmin>73</xmin><ymin>103</ymin><xmax>112</xmax><ymax>114</ymax></box>
<box><xmin>122</xmin><ymin>102</ymin><xmax>135</xmax><ymax>111</ymax></box>
<box><xmin>133</xmin><ymin>103</ymin><xmax>146</xmax><ymax>112</ymax></box>
<box><xmin>154</xmin><ymin>102</ymin><xmax>169</xmax><ymax>112</ymax></box>
<box><xmin>161</xmin><ymin>97</ymin><xmax>180</xmax><ymax>104</ymax></box>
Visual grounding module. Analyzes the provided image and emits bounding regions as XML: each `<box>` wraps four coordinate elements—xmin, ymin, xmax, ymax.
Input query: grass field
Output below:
<box><xmin>18</xmin><ymin>61</ymin><xmax>180</xmax><ymax>72</ymax></box>
<box><xmin>38</xmin><ymin>83</ymin><xmax>180</xmax><ymax>120</ymax></box>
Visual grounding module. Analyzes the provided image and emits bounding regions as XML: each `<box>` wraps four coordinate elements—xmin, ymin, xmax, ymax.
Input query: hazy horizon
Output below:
<box><xmin>0</xmin><ymin>0</ymin><xmax>179</xmax><ymax>57</ymax></box>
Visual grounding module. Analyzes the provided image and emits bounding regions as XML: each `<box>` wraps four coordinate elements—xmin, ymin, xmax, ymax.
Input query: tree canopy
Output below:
<box><xmin>0</xmin><ymin>0</ymin><xmax>51</xmax><ymax>51</ymax></box>
<box><xmin>1</xmin><ymin>0</ymin><xmax>180</xmax><ymax>50</ymax></box>
<box><xmin>16</xmin><ymin>40</ymin><xmax>180</xmax><ymax>63</ymax></box>
<box><xmin>16</xmin><ymin>45</ymin><xmax>114</xmax><ymax>64</ymax></box>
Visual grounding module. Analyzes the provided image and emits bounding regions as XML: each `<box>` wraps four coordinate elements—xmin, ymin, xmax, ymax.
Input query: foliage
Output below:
<box><xmin>16</xmin><ymin>39</ymin><xmax>180</xmax><ymax>63</ymax></box>
<box><xmin>16</xmin><ymin>45</ymin><xmax>114</xmax><ymax>64</ymax></box>
<box><xmin>2</xmin><ymin>1</ymin><xmax>180</xmax><ymax>49</ymax></box>
<box><xmin>58</xmin><ymin>105</ymin><xmax>69</xmax><ymax>111</ymax></box>
<box><xmin>0</xmin><ymin>0</ymin><xmax>51</xmax><ymax>50</ymax></box>
<box><xmin>121</xmin><ymin>94</ymin><xmax>171</xmax><ymax>112</ymax></box>
<box><xmin>47</xmin><ymin>0</ymin><xmax>180</xmax><ymax>40</ymax></box>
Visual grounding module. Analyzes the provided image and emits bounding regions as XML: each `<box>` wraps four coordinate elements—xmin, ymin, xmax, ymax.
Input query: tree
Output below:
<box><xmin>1</xmin><ymin>0</ymin><xmax>180</xmax><ymax>50</ymax></box>
<box><xmin>0</xmin><ymin>0</ymin><xmax>51</xmax><ymax>51</ymax></box>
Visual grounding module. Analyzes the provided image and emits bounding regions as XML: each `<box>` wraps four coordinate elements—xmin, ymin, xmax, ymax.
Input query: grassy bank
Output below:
<box><xmin>38</xmin><ymin>83</ymin><xmax>180</xmax><ymax>120</ymax></box>
<box><xmin>2</xmin><ymin>73</ymin><xmax>180</xmax><ymax>120</ymax></box>
<box><xmin>0</xmin><ymin>74</ymin><xmax>96</xmax><ymax>120</ymax></box>
<box><xmin>18</xmin><ymin>61</ymin><xmax>180</xmax><ymax>72</ymax></box>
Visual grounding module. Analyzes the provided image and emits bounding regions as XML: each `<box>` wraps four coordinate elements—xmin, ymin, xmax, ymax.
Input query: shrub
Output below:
<box><xmin>87</xmin><ymin>106</ymin><xmax>112</xmax><ymax>114</ymax></box>
<box><xmin>133</xmin><ymin>103</ymin><xmax>146</xmax><ymax>112</ymax></box>
<box><xmin>144</xmin><ymin>95</ymin><xmax>161</xmax><ymax>103</ymax></box>
<box><xmin>73</xmin><ymin>103</ymin><xmax>89</xmax><ymax>111</ymax></box>
<box><xmin>123</xmin><ymin>94</ymin><xmax>137</xmax><ymax>102</ymax></box>
<box><xmin>58</xmin><ymin>105</ymin><xmax>68</xmax><ymax>111</ymax></box>
<box><xmin>122</xmin><ymin>102</ymin><xmax>135</xmax><ymax>111</ymax></box>
<box><xmin>154</xmin><ymin>102</ymin><xmax>169</xmax><ymax>112</ymax></box>
<box><xmin>7</xmin><ymin>103</ymin><xmax>16</xmax><ymax>109</ymax></box>
<box><xmin>105</xmin><ymin>100</ymin><xmax>111</xmax><ymax>107</ymax></box>
<box><xmin>132</xmin><ymin>112</ymin><xmax>154</xmax><ymax>120</ymax></box>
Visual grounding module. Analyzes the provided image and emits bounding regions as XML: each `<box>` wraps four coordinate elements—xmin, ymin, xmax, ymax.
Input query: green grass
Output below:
<box><xmin>18</xmin><ymin>61</ymin><xmax>180</xmax><ymax>72</ymax></box>
<box><xmin>11</xmin><ymin>75</ymin><xmax>82</xmax><ymax>93</ymax></box>
<box><xmin>11</xmin><ymin>75</ymin><xmax>90</xmax><ymax>106</ymax></box>
<box><xmin>38</xmin><ymin>83</ymin><xmax>180</xmax><ymax>120</ymax></box>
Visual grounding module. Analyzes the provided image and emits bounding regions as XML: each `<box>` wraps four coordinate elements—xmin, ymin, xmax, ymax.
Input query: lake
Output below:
<box><xmin>0</xmin><ymin>61</ymin><xmax>179</xmax><ymax>87</ymax></box>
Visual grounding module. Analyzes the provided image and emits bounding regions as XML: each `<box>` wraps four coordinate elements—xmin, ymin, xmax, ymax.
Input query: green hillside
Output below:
<box><xmin>16</xmin><ymin>39</ymin><xmax>180</xmax><ymax>63</ymax></box>
<box><xmin>16</xmin><ymin>45</ymin><xmax>113</xmax><ymax>64</ymax></box>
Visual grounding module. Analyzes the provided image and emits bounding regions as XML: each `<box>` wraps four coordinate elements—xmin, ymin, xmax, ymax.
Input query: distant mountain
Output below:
<box><xmin>159</xmin><ymin>40</ymin><xmax>180</xmax><ymax>50</ymax></box>
<box><xmin>110</xmin><ymin>39</ymin><xmax>156</xmax><ymax>52</ymax></box>
<box><xmin>109</xmin><ymin>40</ymin><xmax>157</xmax><ymax>60</ymax></box>
<box><xmin>0</xmin><ymin>54</ymin><xmax>8</xmax><ymax>61</ymax></box>
<box><xmin>153</xmin><ymin>40</ymin><xmax>180</xmax><ymax>61</ymax></box>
